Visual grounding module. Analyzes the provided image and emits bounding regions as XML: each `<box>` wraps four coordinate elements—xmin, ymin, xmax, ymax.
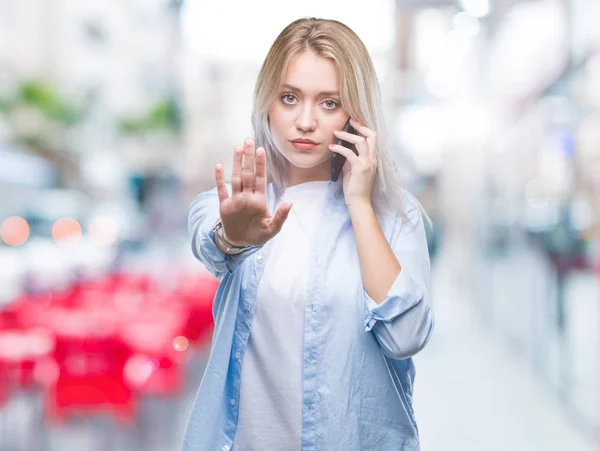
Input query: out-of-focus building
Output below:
<box><xmin>393</xmin><ymin>0</ymin><xmax>600</xmax><ymax>440</ymax></box>
<box><xmin>0</xmin><ymin>0</ymin><xmax>184</xmax><ymax>196</ymax></box>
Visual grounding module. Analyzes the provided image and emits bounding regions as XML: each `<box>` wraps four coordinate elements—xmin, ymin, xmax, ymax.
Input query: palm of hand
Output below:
<box><xmin>214</xmin><ymin>138</ymin><xmax>292</xmax><ymax>247</ymax></box>
<box><xmin>219</xmin><ymin>192</ymin><xmax>270</xmax><ymax>246</ymax></box>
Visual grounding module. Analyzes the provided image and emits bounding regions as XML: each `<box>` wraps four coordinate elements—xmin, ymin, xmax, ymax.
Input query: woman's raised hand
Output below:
<box><xmin>215</xmin><ymin>138</ymin><xmax>292</xmax><ymax>247</ymax></box>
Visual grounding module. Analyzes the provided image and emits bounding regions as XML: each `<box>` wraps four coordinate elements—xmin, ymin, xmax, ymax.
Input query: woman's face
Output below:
<box><xmin>268</xmin><ymin>51</ymin><xmax>349</xmax><ymax>185</ymax></box>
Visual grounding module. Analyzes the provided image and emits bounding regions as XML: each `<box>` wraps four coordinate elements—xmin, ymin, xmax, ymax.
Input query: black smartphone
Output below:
<box><xmin>330</xmin><ymin>118</ymin><xmax>359</xmax><ymax>182</ymax></box>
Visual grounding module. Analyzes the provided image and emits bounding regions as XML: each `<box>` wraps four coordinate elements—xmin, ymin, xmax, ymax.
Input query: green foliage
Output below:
<box><xmin>17</xmin><ymin>81</ymin><xmax>83</xmax><ymax>125</ymax></box>
<box><xmin>118</xmin><ymin>96</ymin><xmax>181</xmax><ymax>135</ymax></box>
<box><xmin>0</xmin><ymin>80</ymin><xmax>85</xmax><ymax>126</ymax></box>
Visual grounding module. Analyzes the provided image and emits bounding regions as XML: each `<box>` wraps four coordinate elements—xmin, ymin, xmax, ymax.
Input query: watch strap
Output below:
<box><xmin>213</xmin><ymin>220</ymin><xmax>251</xmax><ymax>254</ymax></box>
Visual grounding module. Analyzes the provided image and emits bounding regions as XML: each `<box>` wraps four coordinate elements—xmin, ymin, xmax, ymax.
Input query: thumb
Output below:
<box><xmin>269</xmin><ymin>201</ymin><xmax>293</xmax><ymax>234</ymax></box>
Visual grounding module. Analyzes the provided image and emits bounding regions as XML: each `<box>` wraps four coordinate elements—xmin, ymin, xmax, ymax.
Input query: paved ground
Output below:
<box><xmin>414</xmin><ymin>240</ymin><xmax>595</xmax><ymax>451</ymax></box>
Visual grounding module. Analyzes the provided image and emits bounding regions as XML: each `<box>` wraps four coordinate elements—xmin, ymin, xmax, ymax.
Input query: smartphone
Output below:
<box><xmin>330</xmin><ymin>118</ymin><xmax>359</xmax><ymax>182</ymax></box>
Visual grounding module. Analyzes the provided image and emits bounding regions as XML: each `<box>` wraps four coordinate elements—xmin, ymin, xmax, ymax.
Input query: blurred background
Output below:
<box><xmin>0</xmin><ymin>0</ymin><xmax>598</xmax><ymax>450</ymax></box>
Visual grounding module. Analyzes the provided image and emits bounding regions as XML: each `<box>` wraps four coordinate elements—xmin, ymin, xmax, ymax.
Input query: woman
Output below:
<box><xmin>182</xmin><ymin>17</ymin><xmax>434</xmax><ymax>451</ymax></box>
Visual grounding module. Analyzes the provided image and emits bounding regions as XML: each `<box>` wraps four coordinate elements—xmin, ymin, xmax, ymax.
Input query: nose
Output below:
<box><xmin>295</xmin><ymin>104</ymin><xmax>317</xmax><ymax>132</ymax></box>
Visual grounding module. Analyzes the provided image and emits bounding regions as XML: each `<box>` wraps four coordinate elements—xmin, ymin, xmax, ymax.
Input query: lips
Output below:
<box><xmin>291</xmin><ymin>139</ymin><xmax>318</xmax><ymax>145</ymax></box>
<box><xmin>290</xmin><ymin>138</ymin><xmax>320</xmax><ymax>151</ymax></box>
<box><xmin>290</xmin><ymin>140</ymin><xmax>319</xmax><ymax>150</ymax></box>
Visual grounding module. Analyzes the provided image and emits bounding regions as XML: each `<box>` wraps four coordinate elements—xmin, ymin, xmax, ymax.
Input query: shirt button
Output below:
<box><xmin>222</xmin><ymin>446</ymin><xmax>230</xmax><ymax>451</ymax></box>
<box><xmin>234</xmin><ymin>351</ymin><xmax>241</xmax><ymax>359</ymax></box>
<box><xmin>256</xmin><ymin>255</ymin><xmax>264</xmax><ymax>264</ymax></box>
<box><xmin>230</xmin><ymin>398</ymin><xmax>236</xmax><ymax>406</ymax></box>
<box><xmin>244</xmin><ymin>302</ymin><xmax>251</xmax><ymax>311</ymax></box>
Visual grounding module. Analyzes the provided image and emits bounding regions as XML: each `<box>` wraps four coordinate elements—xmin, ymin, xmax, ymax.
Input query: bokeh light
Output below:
<box><xmin>173</xmin><ymin>336</ymin><xmax>189</xmax><ymax>352</ymax></box>
<box><xmin>124</xmin><ymin>354</ymin><xmax>159</xmax><ymax>388</ymax></box>
<box><xmin>52</xmin><ymin>218</ymin><xmax>82</xmax><ymax>244</ymax></box>
<box><xmin>0</xmin><ymin>216</ymin><xmax>30</xmax><ymax>246</ymax></box>
<box><xmin>87</xmin><ymin>216</ymin><xmax>118</xmax><ymax>246</ymax></box>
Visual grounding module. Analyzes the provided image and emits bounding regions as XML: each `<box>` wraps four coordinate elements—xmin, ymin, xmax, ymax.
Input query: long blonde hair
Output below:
<box><xmin>251</xmin><ymin>17</ymin><xmax>431</xmax><ymax>228</ymax></box>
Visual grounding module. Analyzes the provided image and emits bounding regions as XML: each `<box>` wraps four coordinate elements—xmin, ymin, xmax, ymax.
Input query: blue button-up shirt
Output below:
<box><xmin>181</xmin><ymin>178</ymin><xmax>434</xmax><ymax>451</ymax></box>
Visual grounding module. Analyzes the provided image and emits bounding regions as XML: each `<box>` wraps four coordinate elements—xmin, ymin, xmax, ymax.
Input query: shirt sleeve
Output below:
<box><xmin>188</xmin><ymin>184</ymin><xmax>263</xmax><ymax>279</ymax></box>
<box><xmin>363</xmin><ymin>194</ymin><xmax>434</xmax><ymax>360</ymax></box>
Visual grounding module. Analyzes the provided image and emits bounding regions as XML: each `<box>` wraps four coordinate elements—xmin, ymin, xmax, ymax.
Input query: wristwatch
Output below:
<box><xmin>212</xmin><ymin>220</ymin><xmax>251</xmax><ymax>255</ymax></box>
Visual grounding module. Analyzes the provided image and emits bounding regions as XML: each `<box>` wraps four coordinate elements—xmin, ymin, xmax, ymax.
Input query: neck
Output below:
<box><xmin>287</xmin><ymin>161</ymin><xmax>330</xmax><ymax>187</ymax></box>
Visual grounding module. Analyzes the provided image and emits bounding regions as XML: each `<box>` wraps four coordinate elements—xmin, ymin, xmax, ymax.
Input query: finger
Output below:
<box><xmin>349</xmin><ymin>118</ymin><xmax>378</xmax><ymax>160</ymax></box>
<box><xmin>255</xmin><ymin>147</ymin><xmax>267</xmax><ymax>195</ymax></box>
<box><xmin>268</xmin><ymin>202</ymin><xmax>292</xmax><ymax>234</ymax></box>
<box><xmin>349</xmin><ymin>118</ymin><xmax>376</xmax><ymax>138</ymax></box>
<box><xmin>329</xmin><ymin>143</ymin><xmax>360</xmax><ymax>165</ymax></box>
<box><xmin>215</xmin><ymin>164</ymin><xmax>230</xmax><ymax>203</ymax></box>
<box><xmin>231</xmin><ymin>146</ymin><xmax>243</xmax><ymax>195</ymax></box>
<box><xmin>333</xmin><ymin>129</ymin><xmax>368</xmax><ymax>158</ymax></box>
<box><xmin>333</xmin><ymin>129</ymin><xmax>366</xmax><ymax>145</ymax></box>
<box><xmin>242</xmin><ymin>138</ymin><xmax>255</xmax><ymax>193</ymax></box>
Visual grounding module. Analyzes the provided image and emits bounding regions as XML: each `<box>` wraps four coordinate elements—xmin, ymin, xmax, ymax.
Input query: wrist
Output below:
<box><xmin>212</xmin><ymin>220</ymin><xmax>251</xmax><ymax>254</ymax></box>
<box><xmin>347</xmin><ymin>200</ymin><xmax>373</xmax><ymax>216</ymax></box>
<box><xmin>221</xmin><ymin>230</ymin><xmax>248</xmax><ymax>248</ymax></box>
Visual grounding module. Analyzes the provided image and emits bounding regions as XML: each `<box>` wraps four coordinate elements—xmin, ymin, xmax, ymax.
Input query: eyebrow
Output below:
<box><xmin>282</xmin><ymin>84</ymin><xmax>339</xmax><ymax>96</ymax></box>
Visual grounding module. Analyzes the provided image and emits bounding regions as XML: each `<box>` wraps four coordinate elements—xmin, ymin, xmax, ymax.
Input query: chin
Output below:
<box><xmin>286</xmin><ymin>154</ymin><xmax>329</xmax><ymax>169</ymax></box>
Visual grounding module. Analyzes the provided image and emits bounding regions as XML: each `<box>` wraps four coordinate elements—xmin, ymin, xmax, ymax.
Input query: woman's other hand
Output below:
<box><xmin>329</xmin><ymin>118</ymin><xmax>378</xmax><ymax>209</ymax></box>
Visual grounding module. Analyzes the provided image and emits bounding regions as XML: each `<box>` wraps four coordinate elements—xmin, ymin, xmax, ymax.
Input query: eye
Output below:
<box><xmin>281</xmin><ymin>93</ymin><xmax>297</xmax><ymax>104</ymax></box>
<box><xmin>322</xmin><ymin>99</ymin><xmax>339</xmax><ymax>110</ymax></box>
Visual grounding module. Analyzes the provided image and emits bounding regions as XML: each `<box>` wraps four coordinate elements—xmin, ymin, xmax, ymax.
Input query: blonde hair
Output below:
<box><xmin>251</xmin><ymin>17</ymin><xmax>432</xmax><ymax>229</ymax></box>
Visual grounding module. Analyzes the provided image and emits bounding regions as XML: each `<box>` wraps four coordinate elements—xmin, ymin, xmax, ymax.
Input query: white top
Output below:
<box><xmin>232</xmin><ymin>181</ymin><xmax>329</xmax><ymax>451</ymax></box>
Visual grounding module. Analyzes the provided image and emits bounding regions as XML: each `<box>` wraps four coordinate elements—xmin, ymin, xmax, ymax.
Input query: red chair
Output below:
<box><xmin>120</xmin><ymin>306</ymin><xmax>188</xmax><ymax>396</ymax></box>
<box><xmin>0</xmin><ymin>327</ymin><xmax>56</xmax><ymax>389</ymax></box>
<box><xmin>177</xmin><ymin>273</ymin><xmax>218</xmax><ymax>347</ymax></box>
<box><xmin>43</xmin><ymin>308</ymin><xmax>136</xmax><ymax>426</ymax></box>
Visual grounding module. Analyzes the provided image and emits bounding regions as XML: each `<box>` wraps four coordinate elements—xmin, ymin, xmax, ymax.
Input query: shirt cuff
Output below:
<box><xmin>363</xmin><ymin>268</ymin><xmax>425</xmax><ymax>332</ymax></box>
<box><xmin>197</xmin><ymin>229</ymin><xmax>262</xmax><ymax>275</ymax></box>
